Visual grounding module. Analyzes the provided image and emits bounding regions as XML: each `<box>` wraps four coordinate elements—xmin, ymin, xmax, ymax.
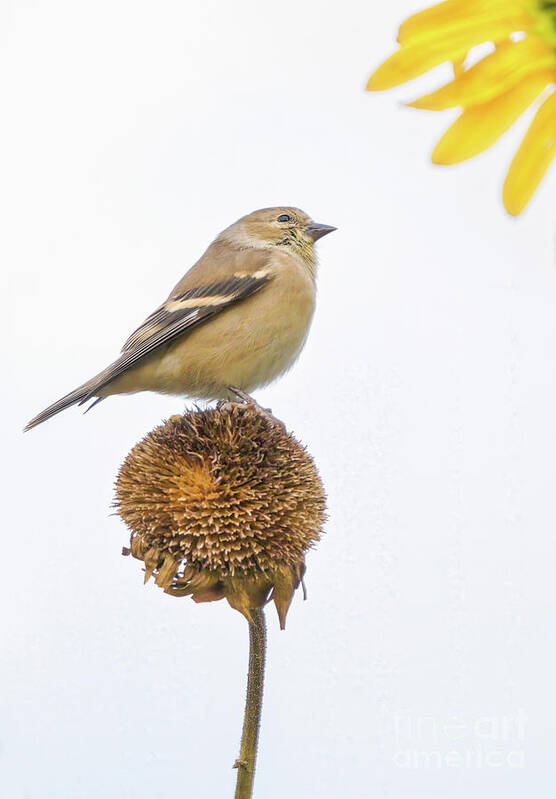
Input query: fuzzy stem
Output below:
<box><xmin>234</xmin><ymin>608</ymin><xmax>267</xmax><ymax>799</ymax></box>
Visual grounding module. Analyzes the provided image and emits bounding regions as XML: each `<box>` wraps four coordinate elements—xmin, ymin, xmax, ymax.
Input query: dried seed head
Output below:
<box><xmin>114</xmin><ymin>405</ymin><xmax>326</xmax><ymax>628</ymax></box>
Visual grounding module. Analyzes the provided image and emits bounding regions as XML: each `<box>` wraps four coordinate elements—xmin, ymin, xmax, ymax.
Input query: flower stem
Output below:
<box><xmin>234</xmin><ymin>608</ymin><xmax>267</xmax><ymax>799</ymax></box>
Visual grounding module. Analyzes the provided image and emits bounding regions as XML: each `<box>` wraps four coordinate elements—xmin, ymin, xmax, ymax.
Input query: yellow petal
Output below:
<box><xmin>409</xmin><ymin>38</ymin><xmax>555</xmax><ymax>109</ymax></box>
<box><xmin>432</xmin><ymin>70</ymin><xmax>554</xmax><ymax>163</ymax></box>
<box><xmin>367</xmin><ymin>13</ymin><xmax>535</xmax><ymax>91</ymax></box>
<box><xmin>503</xmin><ymin>90</ymin><xmax>556</xmax><ymax>215</ymax></box>
<box><xmin>453</xmin><ymin>57</ymin><xmax>466</xmax><ymax>78</ymax></box>
<box><xmin>398</xmin><ymin>0</ymin><xmax>514</xmax><ymax>45</ymax></box>
<box><xmin>398</xmin><ymin>0</ymin><xmax>470</xmax><ymax>45</ymax></box>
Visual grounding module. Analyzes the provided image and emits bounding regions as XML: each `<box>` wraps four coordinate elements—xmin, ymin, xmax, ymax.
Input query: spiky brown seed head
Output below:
<box><xmin>114</xmin><ymin>404</ymin><xmax>326</xmax><ymax>628</ymax></box>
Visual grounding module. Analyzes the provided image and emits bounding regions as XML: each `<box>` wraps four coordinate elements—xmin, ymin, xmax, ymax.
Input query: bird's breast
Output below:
<box><xmin>156</xmin><ymin>257</ymin><xmax>316</xmax><ymax>398</ymax></box>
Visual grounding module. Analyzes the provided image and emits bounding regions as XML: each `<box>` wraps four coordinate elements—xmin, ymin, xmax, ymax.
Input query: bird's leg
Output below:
<box><xmin>226</xmin><ymin>387</ymin><xmax>286</xmax><ymax>431</ymax></box>
<box><xmin>227</xmin><ymin>387</ymin><xmax>273</xmax><ymax>415</ymax></box>
<box><xmin>227</xmin><ymin>387</ymin><xmax>265</xmax><ymax>408</ymax></box>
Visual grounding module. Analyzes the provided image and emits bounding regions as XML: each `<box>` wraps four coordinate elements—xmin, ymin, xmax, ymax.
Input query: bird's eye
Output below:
<box><xmin>277</xmin><ymin>214</ymin><xmax>292</xmax><ymax>223</ymax></box>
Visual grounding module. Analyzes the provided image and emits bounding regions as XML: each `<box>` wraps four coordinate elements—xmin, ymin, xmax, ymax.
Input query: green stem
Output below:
<box><xmin>234</xmin><ymin>608</ymin><xmax>267</xmax><ymax>799</ymax></box>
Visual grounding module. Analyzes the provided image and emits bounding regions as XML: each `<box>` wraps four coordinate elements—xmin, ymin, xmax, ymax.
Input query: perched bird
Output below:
<box><xmin>25</xmin><ymin>206</ymin><xmax>335</xmax><ymax>431</ymax></box>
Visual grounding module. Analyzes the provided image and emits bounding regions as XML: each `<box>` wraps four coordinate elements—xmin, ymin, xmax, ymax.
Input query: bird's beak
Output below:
<box><xmin>306</xmin><ymin>222</ymin><xmax>337</xmax><ymax>241</ymax></box>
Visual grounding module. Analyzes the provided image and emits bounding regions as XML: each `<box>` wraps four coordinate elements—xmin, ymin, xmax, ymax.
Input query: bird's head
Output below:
<box><xmin>221</xmin><ymin>207</ymin><xmax>336</xmax><ymax>268</ymax></box>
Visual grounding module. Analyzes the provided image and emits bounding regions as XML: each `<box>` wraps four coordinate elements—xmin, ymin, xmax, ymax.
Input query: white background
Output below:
<box><xmin>3</xmin><ymin>0</ymin><xmax>556</xmax><ymax>796</ymax></box>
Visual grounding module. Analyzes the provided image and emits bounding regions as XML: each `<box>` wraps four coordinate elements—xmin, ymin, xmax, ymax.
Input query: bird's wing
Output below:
<box><xmin>121</xmin><ymin>270</ymin><xmax>271</xmax><ymax>353</ymax></box>
<box><xmin>79</xmin><ymin>265</ymin><xmax>272</xmax><ymax>403</ymax></box>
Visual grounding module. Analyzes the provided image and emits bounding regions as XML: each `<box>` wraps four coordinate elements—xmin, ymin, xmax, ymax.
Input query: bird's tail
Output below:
<box><xmin>24</xmin><ymin>382</ymin><xmax>99</xmax><ymax>431</ymax></box>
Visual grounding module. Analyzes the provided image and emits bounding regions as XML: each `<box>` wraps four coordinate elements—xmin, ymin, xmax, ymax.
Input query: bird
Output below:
<box><xmin>25</xmin><ymin>206</ymin><xmax>336</xmax><ymax>431</ymax></box>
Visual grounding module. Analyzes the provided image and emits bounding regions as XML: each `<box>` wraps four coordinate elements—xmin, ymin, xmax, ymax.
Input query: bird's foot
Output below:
<box><xmin>225</xmin><ymin>387</ymin><xmax>286</xmax><ymax>431</ymax></box>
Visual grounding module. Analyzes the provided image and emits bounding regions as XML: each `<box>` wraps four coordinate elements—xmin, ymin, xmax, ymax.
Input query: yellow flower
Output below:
<box><xmin>367</xmin><ymin>0</ymin><xmax>556</xmax><ymax>216</ymax></box>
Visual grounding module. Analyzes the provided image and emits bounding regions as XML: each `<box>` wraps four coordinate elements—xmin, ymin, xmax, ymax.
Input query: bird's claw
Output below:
<box><xmin>225</xmin><ymin>388</ymin><xmax>286</xmax><ymax>431</ymax></box>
